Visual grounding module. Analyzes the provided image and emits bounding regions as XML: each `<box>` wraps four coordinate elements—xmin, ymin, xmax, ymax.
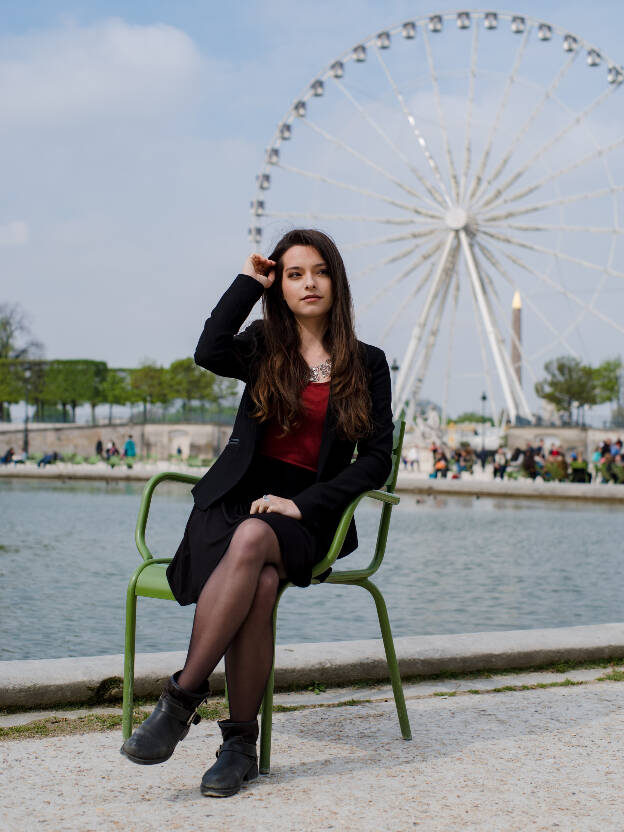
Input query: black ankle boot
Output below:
<box><xmin>200</xmin><ymin>719</ymin><xmax>259</xmax><ymax>797</ymax></box>
<box><xmin>120</xmin><ymin>671</ymin><xmax>209</xmax><ymax>765</ymax></box>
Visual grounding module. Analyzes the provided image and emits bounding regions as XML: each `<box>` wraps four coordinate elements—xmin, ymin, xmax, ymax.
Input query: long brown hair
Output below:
<box><xmin>250</xmin><ymin>229</ymin><xmax>372</xmax><ymax>442</ymax></box>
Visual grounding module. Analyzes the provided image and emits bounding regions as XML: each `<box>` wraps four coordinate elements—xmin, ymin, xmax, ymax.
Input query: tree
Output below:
<box><xmin>452</xmin><ymin>411</ymin><xmax>493</xmax><ymax>425</ymax></box>
<box><xmin>0</xmin><ymin>303</ymin><xmax>43</xmax><ymax>360</ymax></box>
<box><xmin>0</xmin><ymin>360</ymin><xmax>23</xmax><ymax>421</ymax></box>
<box><xmin>593</xmin><ymin>357</ymin><xmax>622</xmax><ymax>407</ymax></box>
<box><xmin>83</xmin><ymin>361</ymin><xmax>108</xmax><ymax>424</ymax></box>
<box><xmin>130</xmin><ymin>361</ymin><xmax>170</xmax><ymax>422</ymax></box>
<box><xmin>535</xmin><ymin>356</ymin><xmax>597</xmax><ymax>424</ymax></box>
<box><xmin>167</xmin><ymin>358</ymin><xmax>215</xmax><ymax>416</ymax></box>
<box><xmin>100</xmin><ymin>368</ymin><xmax>131</xmax><ymax>425</ymax></box>
<box><xmin>39</xmin><ymin>360</ymin><xmax>106</xmax><ymax>422</ymax></box>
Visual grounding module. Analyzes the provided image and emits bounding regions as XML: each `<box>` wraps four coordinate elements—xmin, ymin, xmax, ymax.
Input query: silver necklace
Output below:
<box><xmin>309</xmin><ymin>358</ymin><xmax>331</xmax><ymax>383</ymax></box>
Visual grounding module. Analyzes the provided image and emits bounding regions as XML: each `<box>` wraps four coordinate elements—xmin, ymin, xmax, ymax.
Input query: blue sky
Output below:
<box><xmin>2</xmin><ymin>1</ymin><xmax>624</xmax><ymax>419</ymax></box>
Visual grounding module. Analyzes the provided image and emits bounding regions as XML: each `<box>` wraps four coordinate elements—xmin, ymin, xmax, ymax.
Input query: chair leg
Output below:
<box><xmin>359</xmin><ymin>578</ymin><xmax>412</xmax><ymax>741</ymax></box>
<box><xmin>259</xmin><ymin>583</ymin><xmax>288</xmax><ymax>775</ymax></box>
<box><xmin>259</xmin><ymin>664</ymin><xmax>275</xmax><ymax>775</ymax></box>
<box><xmin>122</xmin><ymin>585</ymin><xmax>138</xmax><ymax>740</ymax></box>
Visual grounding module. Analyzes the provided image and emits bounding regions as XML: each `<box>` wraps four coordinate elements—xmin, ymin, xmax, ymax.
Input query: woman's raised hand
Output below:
<box><xmin>242</xmin><ymin>253</ymin><xmax>276</xmax><ymax>289</ymax></box>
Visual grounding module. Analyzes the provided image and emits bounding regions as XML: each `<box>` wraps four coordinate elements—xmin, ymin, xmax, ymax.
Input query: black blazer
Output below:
<box><xmin>191</xmin><ymin>274</ymin><xmax>394</xmax><ymax>559</ymax></box>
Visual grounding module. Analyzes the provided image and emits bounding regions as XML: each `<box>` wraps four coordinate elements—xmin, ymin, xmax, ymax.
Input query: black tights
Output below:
<box><xmin>177</xmin><ymin>519</ymin><xmax>283</xmax><ymax>722</ymax></box>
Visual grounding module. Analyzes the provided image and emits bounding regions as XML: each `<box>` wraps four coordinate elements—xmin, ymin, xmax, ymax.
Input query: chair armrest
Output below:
<box><xmin>311</xmin><ymin>488</ymin><xmax>400</xmax><ymax>577</ymax></box>
<box><xmin>135</xmin><ymin>471</ymin><xmax>200</xmax><ymax>561</ymax></box>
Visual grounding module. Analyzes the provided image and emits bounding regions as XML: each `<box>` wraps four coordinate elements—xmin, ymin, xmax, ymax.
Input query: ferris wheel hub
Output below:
<box><xmin>444</xmin><ymin>206</ymin><xmax>469</xmax><ymax>230</ymax></box>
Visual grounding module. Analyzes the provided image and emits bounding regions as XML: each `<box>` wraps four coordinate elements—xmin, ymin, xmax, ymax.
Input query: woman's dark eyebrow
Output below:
<box><xmin>285</xmin><ymin>262</ymin><xmax>326</xmax><ymax>272</ymax></box>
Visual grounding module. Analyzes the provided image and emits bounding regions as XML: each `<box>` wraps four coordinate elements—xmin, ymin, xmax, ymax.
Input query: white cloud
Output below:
<box><xmin>0</xmin><ymin>221</ymin><xmax>28</xmax><ymax>247</ymax></box>
<box><xmin>0</xmin><ymin>19</ymin><xmax>202</xmax><ymax>127</ymax></box>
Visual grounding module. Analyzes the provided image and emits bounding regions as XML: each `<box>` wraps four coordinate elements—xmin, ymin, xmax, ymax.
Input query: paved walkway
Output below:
<box><xmin>3</xmin><ymin>666</ymin><xmax>623</xmax><ymax>830</ymax></box>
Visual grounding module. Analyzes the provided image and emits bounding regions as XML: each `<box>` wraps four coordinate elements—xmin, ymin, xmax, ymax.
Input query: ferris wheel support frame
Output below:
<box><xmin>461</xmin><ymin>230</ymin><xmax>531</xmax><ymax>423</ymax></box>
<box><xmin>392</xmin><ymin>233</ymin><xmax>455</xmax><ymax>412</ymax></box>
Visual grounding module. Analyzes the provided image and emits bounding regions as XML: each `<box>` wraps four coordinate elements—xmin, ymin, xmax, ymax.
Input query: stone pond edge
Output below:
<box><xmin>2</xmin><ymin>622</ymin><xmax>624</xmax><ymax>709</ymax></box>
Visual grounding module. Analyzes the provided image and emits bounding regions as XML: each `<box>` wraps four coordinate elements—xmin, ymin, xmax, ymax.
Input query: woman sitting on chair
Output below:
<box><xmin>121</xmin><ymin>228</ymin><xmax>394</xmax><ymax>797</ymax></box>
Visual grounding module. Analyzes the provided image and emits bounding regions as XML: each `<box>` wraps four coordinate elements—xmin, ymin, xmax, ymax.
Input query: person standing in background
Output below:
<box><xmin>123</xmin><ymin>435</ymin><xmax>136</xmax><ymax>459</ymax></box>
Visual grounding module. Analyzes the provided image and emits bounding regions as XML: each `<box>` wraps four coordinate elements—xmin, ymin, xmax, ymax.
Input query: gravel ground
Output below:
<box><xmin>2</xmin><ymin>677</ymin><xmax>624</xmax><ymax>832</ymax></box>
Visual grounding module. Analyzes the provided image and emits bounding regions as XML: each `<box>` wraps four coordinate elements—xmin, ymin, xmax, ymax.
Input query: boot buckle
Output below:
<box><xmin>186</xmin><ymin>709</ymin><xmax>201</xmax><ymax>727</ymax></box>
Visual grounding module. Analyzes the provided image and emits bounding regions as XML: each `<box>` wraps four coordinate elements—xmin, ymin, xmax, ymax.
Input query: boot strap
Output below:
<box><xmin>216</xmin><ymin>740</ymin><xmax>257</xmax><ymax>761</ymax></box>
<box><xmin>157</xmin><ymin>696</ymin><xmax>203</xmax><ymax>726</ymax></box>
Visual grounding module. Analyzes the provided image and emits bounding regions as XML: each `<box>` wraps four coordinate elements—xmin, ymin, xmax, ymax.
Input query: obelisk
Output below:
<box><xmin>511</xmin><ymin>291</ymin><xmax>522</xmax><ymax>386</ymax></box>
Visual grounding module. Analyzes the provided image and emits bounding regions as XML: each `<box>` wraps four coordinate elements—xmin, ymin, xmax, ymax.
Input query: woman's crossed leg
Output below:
<box><xmin>177</xmin><ymin>518</ymin><xmax>283</xmax><ymax>711</ymax></box>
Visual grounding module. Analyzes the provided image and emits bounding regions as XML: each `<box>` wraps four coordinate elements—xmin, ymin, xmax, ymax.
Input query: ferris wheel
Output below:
<box><xmin>250</xmin><ymin>10</ymin><xmax>624</xmax><ymax>424</ymax></box>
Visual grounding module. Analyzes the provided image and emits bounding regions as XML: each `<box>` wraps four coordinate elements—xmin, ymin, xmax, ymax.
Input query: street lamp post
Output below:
<box><xmin>480</xmin><ymin>391</ymin><xmax>487</xmax><ymax>456</ymax></box>
<box><xmin>390</xmin><ymin>359</ymin><xmax>399</xmax><ymax>401</ymax></box>
<box><xmin>23</xmin><ymin>366</ymin><xmax>32</xmax><ymax>457</ymax></box>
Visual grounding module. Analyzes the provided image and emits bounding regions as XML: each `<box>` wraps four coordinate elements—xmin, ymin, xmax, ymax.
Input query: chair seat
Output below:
<box><xmin>135</xmin><ymin>562</ymin><xmax>175</xmax><ymax>600</ymax></box>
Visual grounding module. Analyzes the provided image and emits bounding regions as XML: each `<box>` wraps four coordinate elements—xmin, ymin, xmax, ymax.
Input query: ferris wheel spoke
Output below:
<box><xmin>480</xmin><ymin>228</ymin><xmax>624</xmax><ymax>279</ymax></box>
<box><xmin>407</xmin><ymin>257</ymin><xmax>458</xmax><ymax>414</ymax></box>
<box><xmin>466</xmin><ymin>261</ymin><xmax>500</xmax><ymax>421</ymax></box>
<box><xmin>489</xmin><ymin>240</ymin><xmax>624</xmax><ymax>337</ymax></box>
<box><xmin>332</xmin><ymin>78</ymin><xmax>447</xmax><ymax>211</ymax></box>
<box><xmin>547</xmin><ymin>277</ymin><xmax>610</xmax><ymax>359</ymax></box>
<box><xmin>474</xmin><ymin>54</ymin><xmax>578</xmax><ymax>209</ymax></box>
<box><xmin>441</xmin><ymin>274</ymin><xmax>461</xmax><ymax>428</ymax></box>
<box><xmin>459</xmin><ymin>22</ymin><xmax>479</xmax><ymax>203</ymax></box>
<box><xmin>358</xmin><ymin>237</ymin><xmax>446</xmax><ymax>311</ymax></box>
<box><xmin>262</xmin><ymin>211</ymin><xmax>432</xmax><ymax>225</ymax></box>
<box><xmin>374</xmin><ymin>45</ymin><xmax>452</xmax><ymax>206</ymax></box>
<box><xmin>478</xmin><ymin>85</ymin><xmax>617</xmax><ymax>210</ymax></box>
<box><xmin>380</xmin><ymin>262</ymin><xmax>436</xmax><ymax>342</ymax></box>
<box><xmin>475</xmin><ymin>240</ymin><xmax>581</xmax><ymax>357</ymax></box>
<box><xmin>482</xmin><ymin>185</ymin><xmax>624</xmax><ymax>222</ymax></box>
<box><xmin>393</xmin><ymin>233</ymin><xmax>456</xmax><ymax>412</ymax></box>
<box><xmin>461</xmin><ymin>232</ymin><xmax>533</xmax><ymax>421</ymax></box>
<box><xmin>351</xmin><ymin>233</ymin><xmax>443</xmax><ymax>281</ymax></box>
<box><xmin>466</xmin><ymin>25</ymin><xmax>532</xmax><ymax>204</ymax></box>
<box><xmin>421</xmin><ymin>26</ymin><xmax>460</xmax><ymax>202</ymax></box>
<box><xmin>484</xmin><ymin>137</ymin><xmax>624</xmax><ymax>211</ymax></box>
<box><xmin>301</xmin><ymin>117</ymin><xmax>441</xmax><ymax>214</ymax></box>
<box><xmin>484</xmin><ymin>221</ymin><xmax>624</xmax><ymax>234</ymax></box>
<box><xmin>275</xmin><ymin>161</ymin><xmax>423</xmax><ymax>215</ymax></box>
<box><xmin>342</xmin><ymin>227</ymin><xmax>441</xmax><ymax>251</ymax></box>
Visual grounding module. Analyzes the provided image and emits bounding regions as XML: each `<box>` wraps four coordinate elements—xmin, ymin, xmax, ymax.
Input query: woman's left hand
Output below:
<box><xmin>250</xmin><ymin>495</ymin><xmax>302</xmax><ymax>520</ymax></box>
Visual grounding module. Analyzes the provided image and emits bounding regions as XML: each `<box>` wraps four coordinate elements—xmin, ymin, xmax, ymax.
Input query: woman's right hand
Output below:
<box><xmin>242</xmin><ymin>253</ymin><xmax>276</xmax><ymax>289</ymax></box>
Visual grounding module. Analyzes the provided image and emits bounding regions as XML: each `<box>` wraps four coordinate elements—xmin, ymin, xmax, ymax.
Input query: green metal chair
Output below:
<box><xmin>122</xmin><ymin>421</ymin><xmax>411</xmax><ymax>769</ymax></box>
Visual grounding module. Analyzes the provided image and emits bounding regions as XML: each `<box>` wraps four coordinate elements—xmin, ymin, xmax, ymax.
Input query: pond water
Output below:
<box><xmin>1</xmin><ymin>479</ymin><xmax>623</xmax><ymax>661</ymax></box>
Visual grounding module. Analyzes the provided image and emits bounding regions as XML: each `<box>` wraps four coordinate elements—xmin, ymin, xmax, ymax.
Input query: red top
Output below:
<box><xmin>258</xmin><ymin>382</ymin><xmax>330</xmax><ymax>472</ymax></box>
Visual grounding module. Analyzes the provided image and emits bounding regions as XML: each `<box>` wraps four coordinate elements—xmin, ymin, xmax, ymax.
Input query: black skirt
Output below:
<box><xmin>166</xmin><ymin>455</ymin><xmax>325</xmax><ymax>606</ymax></box>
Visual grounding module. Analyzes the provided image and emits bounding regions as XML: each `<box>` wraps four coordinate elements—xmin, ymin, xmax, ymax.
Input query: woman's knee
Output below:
<box><xmin>227</xmin><ymin>519</ymin><xmax>278</xmax><ymax>568</ymax></box>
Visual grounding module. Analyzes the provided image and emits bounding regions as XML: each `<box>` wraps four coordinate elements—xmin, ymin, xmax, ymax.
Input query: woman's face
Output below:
<box><xmin>279</xmin><ymin>245</ymin><xmax>333</xmax><ymax>323</ymax></box>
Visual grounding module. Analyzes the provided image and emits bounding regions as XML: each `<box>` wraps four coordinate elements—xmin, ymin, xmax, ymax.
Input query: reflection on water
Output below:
<box><xmin>1</xmin><ymin>479</ymin><xmax>623</xmax><ymax>660</ymax></box>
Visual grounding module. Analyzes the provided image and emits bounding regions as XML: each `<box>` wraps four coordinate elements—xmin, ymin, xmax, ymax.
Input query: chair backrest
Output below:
<box><xmin>385</xmin><ymin>420</ymin><xmax>406</xmax><ymax>493</ymax></box>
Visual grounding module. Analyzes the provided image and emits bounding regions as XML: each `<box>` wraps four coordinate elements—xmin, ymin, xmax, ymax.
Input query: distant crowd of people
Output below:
<box><xmin>0</xmin><ymin>447</ymin><xmax>26</xmax><ymax>465</ymax></box>
<box><xmin>94</xmin><ymin>435</ymin><xmax>136</xmax><ymax>461</ymax></box>
<box><xmin>399</xmin><ymin>436</ymin><xmax>624</xmax><ymax>484</ymax></box>
<box><xmin>591</xmin><ymin>437</ymin><xmax>624</xmax><ymax>484</ymax></box>
<box><xmin>0</xmin><ymin>435</ymin><xmax>137</xmax><ymax>468</ymax></box>
<box><xmin>502</xmin><ymin>436</ymin><xmax>623</xmax><ymax>483</ymax></box>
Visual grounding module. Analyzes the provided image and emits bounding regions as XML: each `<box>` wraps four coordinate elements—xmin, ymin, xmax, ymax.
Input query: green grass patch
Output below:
<box><xmin>596</xmin><ymin>669</ymin><xmax>624</xmax><ymax>682</ymax></box>
<box><xmin>0</xmin><ymin>709</ymin><xmax>148</xmax><ymax>742</ymax></box>
<box><xmin>306</xmin><ymin>681</ymin><xmax>327</xmax><ymax>695</ymax></box>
